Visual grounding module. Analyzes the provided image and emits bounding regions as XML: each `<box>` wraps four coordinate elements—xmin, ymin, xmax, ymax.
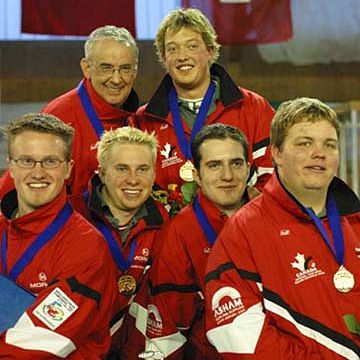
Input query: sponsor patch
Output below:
<box><xmin>212</xmin><ymin>286</ymin><xmax>245</xmax><ymax>325</ymax></box>
<box><xmin>33</xmin><ymin>287</ymin><xmax>78</xmax><ymax>330</ymax></box>
<box><xmin>159</xmin><ymin>142</ymin><xmax>182</xmax><ymax>168</ymax></box>
<box><xmin>147</xmin><ymin>304</ymin><xmax>163</xmax><ymax>336</ymax></box>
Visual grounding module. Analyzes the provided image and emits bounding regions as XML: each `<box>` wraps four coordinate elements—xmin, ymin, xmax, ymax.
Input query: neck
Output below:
<box><xmin>102</xmin><ymin>188</ymin><xmax>138</xmax><ymax>226</ymax></box>
<box><xmin>217</xmin><ymin>199</ymin><xmax>245</xmax><ymax>218</ymax></box>
<box><xmin>174</xmin><ymin>77</ymin><xmax>211</xmax><ymax>100</ymax></box>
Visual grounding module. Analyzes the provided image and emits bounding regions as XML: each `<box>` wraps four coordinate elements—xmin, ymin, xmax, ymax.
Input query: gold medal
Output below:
<box><xmin>179</xmin><ymin>160</ymin><xmax>195</xmax><ymax>182</ymax></box>
<box><xmin>118</xmin><ymin>275</ymin><xmax>137</xmax><ymax>296</ymax></box>
<box><xmin>333</xmin><ymin>266</ymin><xmax>355</xmax><ymax>293</ymax></box>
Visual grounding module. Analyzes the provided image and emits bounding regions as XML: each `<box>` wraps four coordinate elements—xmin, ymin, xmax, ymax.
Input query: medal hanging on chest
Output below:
<box><xmin>169</xmin><ymin>82</ymin><xmax>215</xmax><ymax>182</ymax></box>
<box><xmin>94</xmin><ymin>220</ymin><xmax>138</xmax><ymax>295</ymax></box>
<box><xmin>179</xmin><ymin>160</ymin><xmax>195</xmax><ymax>182</ymax></box>
<box><xmin>333</xmin><ymin>265</ymin><xmax>355</xmax><ymax>293</ymax></box>
<box><xmin>304</xmin><ymin>195</ymin><xmax>354</xmax><ymax>293</ymax></box>
<box><xmin>117</xmin><ymin>274</ymin><xmax>137</xmax><ymax>296</ymax></box>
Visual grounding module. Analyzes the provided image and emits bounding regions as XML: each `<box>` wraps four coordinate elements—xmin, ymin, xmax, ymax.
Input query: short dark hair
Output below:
<box><xmin>191</xmin><ymin>124</ymin><xmax>249</xmax><ymax>170</ymax></box>
<box><xmin>6</xmin><ymin>113</ymin><xmax>74</xmax><ymax>160</ymax></box>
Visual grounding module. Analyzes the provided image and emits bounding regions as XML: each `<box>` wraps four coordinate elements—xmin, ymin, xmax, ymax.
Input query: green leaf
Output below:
<box><xmin>343</xmin><ymin>314</ymin><xmax>360</xmax><ymax>336</ymax></box>
<box><xmin>181</xmin><ymin>182</ymin><xmax>198</xmax><ymax>204</ymax></box>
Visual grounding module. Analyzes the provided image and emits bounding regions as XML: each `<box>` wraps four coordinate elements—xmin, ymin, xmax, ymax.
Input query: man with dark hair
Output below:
<box><xmin>137</xmin><ymin>8</ymin><xmax>274</xmax><ymax>197</ymax></box>
<box><xmin>0</xmin><ymin>113</ymin><xmax>117</xmax><ymax>359</ymax></box>
<box><xmin>205</xmin><ymin>98</ymin><xmax>360</xmax><ymax>359</ymax></box>
<box><xmin>0</xmin><ymin>25</ymin><xmax>139</xmax><ymax>197</ymax></box>
<box><xmin>140</xmin><ymin>124</ymin><xmax>252</xmax><ymax>359</ymax></box>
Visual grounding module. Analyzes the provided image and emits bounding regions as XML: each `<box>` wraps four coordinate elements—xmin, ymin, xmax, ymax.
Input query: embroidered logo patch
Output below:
<box><xmin>33</xmin><ymin>287</ymin><xmax>78</xmax><ymax>330</ymax></box>
<box><xmin>147</xmin><ymin>304</ymin><xmax>163</xmax><ymax>336</ymax></box>
<box><xmin>211</xmin><ymin>286</ymin><xmax>245</xmax><ymax>325</ymax></box>
<box><xmin>291</xmin><ymin>253</ymin><xmax>325</xmax><ymax>284</ymax></box>
<box><xmin>159</xmin><ymin>143</ymin><xmax>182</xmax><ymax>168</ymax></box>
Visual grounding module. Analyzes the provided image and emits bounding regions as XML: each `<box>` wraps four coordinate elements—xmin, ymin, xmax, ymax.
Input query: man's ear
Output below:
<box><xmin>271</xmin><ymin>145</ymin><xmax>281</xmax><ymax>167</ymax></box>
<box><xmin>80</xmin><ymin>58</ymin><xmax>91</xmax><ymax>79</ymax></box>
<box><xmin>193</xmin><ymin>167</ymin><xmax>202</xmax><ymax>187</ymax></box>
<box><xmin>98</xmin><ymin>167</ymin><xmax>106</xmax><ymax>183</ymax></box>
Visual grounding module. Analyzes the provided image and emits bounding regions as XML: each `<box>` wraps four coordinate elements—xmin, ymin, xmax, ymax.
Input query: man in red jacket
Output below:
<box><xmin>0</xmin><ymin>113</ymin><xmax>117</xmax><ymax>359</ymax></box>
<box><xmin>69</xmin><ymin>126</ymin><xmax>168</xmax><ymax>359</ymax></box>
<box><xmin>205</xmin><ymin>98</ymin><xmax>360</xmax><ymax>359</ymax></box>
<box><xmin>140</xmin><ymin>124</ymin><xmax>252</xmax><ymax>359</ymax></box>
<box><xmin>0</xmin><ymin>25</ymin><xmax>139</xmax><ymax>197</ymax></box>
<box><xmin>137</xmin><ymin>8</ymin><xmax>274</xmax><ymax>197</ymax></box>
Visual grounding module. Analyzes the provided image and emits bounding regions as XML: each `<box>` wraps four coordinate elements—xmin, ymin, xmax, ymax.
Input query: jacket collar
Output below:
<box><xmin>145</xmin><ymin>63</ymin><xmax>244</xmax><ymax>120</ymax></box>
<box><xmin>87</xmin><ymin>174</ymin><xmax>165</xmax><ymax>228</ymax></box>
<box><xmin>83</xmin><ymin>78</ymin><xmax>139</xmax><ymax>116</ymax></box>
<box><xmin>264</xmin><ymin>170</ymin><xmax>360</xmax><ymax>219</ymax></box>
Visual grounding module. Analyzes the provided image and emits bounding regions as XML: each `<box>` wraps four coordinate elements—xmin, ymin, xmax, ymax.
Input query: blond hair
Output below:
<box><xmin>96</xmin><ymin>127</ymin><xmax>158</xmax><ymax>167</ymax></box>
<box><xmin>155</xmin><ymin>8</ymin><xmax>220</xmax><ymax>65</ymax></box>
<box><xmin>271</xmin><ymin>97</ymin><xmax>340</xmax><ymax>150</ymax></box>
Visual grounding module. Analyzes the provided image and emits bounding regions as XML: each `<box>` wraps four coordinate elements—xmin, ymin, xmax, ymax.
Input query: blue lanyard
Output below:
<box><xmin>94</xmin><ymin>220</ymin><xmax>136</xmax><ymax>272</ymax></box>
<box><xmin>169</xmin><ymin>81</ymin><xmax>215</xmax><ymax>160</ymax></box>
<box><xmin>82</xmin><ymin>190</ymin><xmax>137</xmax><ymax>272</ymax></box>
<box><xmin>77</xmin><ymin>80</ymin><xmax>105</xmax><ymax>139</ymax></box>
<box><xmin>1</xmin><ymin>203</ymin><xmax>73</xmax><ymax>280</ymax></box>
<box><xmin>303</xmin><ymin>194</ymin><xmax>344</xmax><ymax>265</ymax></box>
<box><xmin>193</xmin><ymin>194</ymin><xmax>218</xmax><ymax>245</ymax></box>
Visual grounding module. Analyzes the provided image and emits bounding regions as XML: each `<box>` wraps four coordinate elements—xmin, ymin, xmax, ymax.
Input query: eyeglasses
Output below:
<box><xmin>93</xmin><ymin>63</ymin><xmax>137</xmax><ymax>77</ymax></box>
<box><xmin>10</xmin><ymin>157</ymin><xmax>67</xmax><ymax>169</ymax></box>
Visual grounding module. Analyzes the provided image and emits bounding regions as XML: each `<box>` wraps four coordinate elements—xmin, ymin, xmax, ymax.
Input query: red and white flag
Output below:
<box><xmin>181</xmin><ymin>0</ymin><xmax>292</xmax><ymax>45</ymax></box>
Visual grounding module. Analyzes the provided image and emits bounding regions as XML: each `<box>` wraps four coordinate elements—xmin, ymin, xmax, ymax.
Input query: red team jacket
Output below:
<box><xmin>145</xmin><ymin>190</ymin><xmax>230</xmax><ymax>359</ymax></box>
<box><xmin>0</xmin><ymin>188</ymin><xmax>118</xmax><ymax>359</ymax></box>
<box><xmin>205</xmin><ymin>173</ymin><xmax>360</xmax><ymax>359</ymax></box>
<box><xmin>0</xmin><ymin>78</ymin><xmax>138</xmax><ymax>198</ymax></box>
<box><xmin>137</xmin><ymin>64</ymin><xmax>275</xmax><ymax>192</ymax></box>
<box><xmin>69</xmin><ymin>174</ymin><xmax>168</xmax><ymax>360</ymax></box>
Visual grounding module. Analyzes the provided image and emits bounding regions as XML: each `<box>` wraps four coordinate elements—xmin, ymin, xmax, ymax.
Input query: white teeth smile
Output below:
<box><xmin>124</xmin><ymin>190</ymin><xmax>140</xmax><ymax>194</ymax></box>
<box><xmin>29</xmin><ymin>183</ymin><xmax>48</xmax><ymax>188</ymax></box>
<box><xmin>178</xmin><ymin>65</ymin><xmax>192</xmax><ymax>70</ymax></box>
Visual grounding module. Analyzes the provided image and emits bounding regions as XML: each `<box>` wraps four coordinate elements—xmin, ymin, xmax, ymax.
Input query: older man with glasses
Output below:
<box><xmin>0</xmin><ymin>25</ymin><xmax>139</xmax><ymax>197</ymax></box>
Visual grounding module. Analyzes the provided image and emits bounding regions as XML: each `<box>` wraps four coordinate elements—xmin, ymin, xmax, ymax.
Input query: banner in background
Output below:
<box><xmin>21</xmin><ymin>0</ymin><xmax>136</xmax><ymax>36</ymax></box>
<box><xmin>181</xmin><ymin>0</ymin><xmax>292</xmax><ymax>45</ymax></box>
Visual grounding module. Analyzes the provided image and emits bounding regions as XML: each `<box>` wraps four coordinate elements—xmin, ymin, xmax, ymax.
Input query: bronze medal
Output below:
<box><xmin>333</xmin><ymin>266</ymin><xmax>355</xmax><ymax>293</ymax></box>
<box><xmin>179</xmin><ymin>160</ymin><xmax>195</xmax><ymax>182</ymax></box>
<box><xmin>118</xmin><ymin>275</ymin><xmax>137</xmax><ymax>296</ymax></box>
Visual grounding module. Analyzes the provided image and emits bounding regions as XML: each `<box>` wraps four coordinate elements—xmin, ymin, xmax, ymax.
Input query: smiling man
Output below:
<box><xmin>69</xmin><ymin>126</ymin><xmax>168</xmax><ymax>359</ymax></box>
<box><xmin>140</xmin><ymin>124</ymin><xmax>251</xmax><ymax>360</ymax></box>
<box><xmin>205</xmin><ymin>98</ymin><xmax>360</xmax><ymax>359</ymax></box>
<box><xmin>0</xmin><ymin>25</ymin><xmax>139</xmax><ymax>198</ymax></box>
<box><xmin>0</xmin><ymin>113</ymin><xmax>117</xmax><ymax>359</ymax></box>
<box><xmin>137</xmin><ymin>8</ymin><xmax>274</xmax><ymax>196</ymax></box>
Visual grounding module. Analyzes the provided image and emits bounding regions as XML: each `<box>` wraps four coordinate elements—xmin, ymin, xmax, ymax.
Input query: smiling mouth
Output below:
<box><xmin>177</xmin><ymin>65</ymin><xmax>193</xmax><ymax>71</ymax></box>
<box><xmin>28</xmin><ymin>183</ymin><xmax>49</xmax><ymax>189</ymax></box>
<box><xmin>305</xmin><ymin>165</ymin><xmax>326</xmax><ymax>171</ymax></box>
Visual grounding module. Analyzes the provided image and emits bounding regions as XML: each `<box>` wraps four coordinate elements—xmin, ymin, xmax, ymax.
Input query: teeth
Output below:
<box><xmin>178</xmin><ymin>65</ymin><xmax>192</xmax><ymax>70</ymax></box>
<box><xmin>124</xmin><ymin>190</ymin><xmax>140</xmax><ymax>194</ymax></box>
<box><xmin>29</xmin><ymin>183</ymin><xmax>47</xmax><ymax>188</ymax></box>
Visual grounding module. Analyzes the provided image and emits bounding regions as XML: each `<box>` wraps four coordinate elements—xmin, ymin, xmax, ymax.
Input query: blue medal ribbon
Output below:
<box><xmin>1</xmin><ymin>203</ymin><xmax>73</xmax><ymax>280</ymax></box>
<box><xmin>193</xmin><ymin>194</ymin><xmax>218</xmax><ymax>246</ymax></box>
<box><xmin>169</xmin><ymin>81</ymin><xmax>215</xmax><ymax>160</ymax></box>
<box><xmin>94</xmin><ymin>220</ymin><xmax>136</xmax><ymax>272</ymax></box>
<box><xmin>303</xmin><ymin>194</ymin><xmax>344</xmax><ymax>266</ymax></box>
<box><xmin>82</xmin><ymin>190</ymin><xmax>136</xmax><ymax>272</ymax></box>
<box><xmin>77</xmin><ymin>80</ymin><xmax>105</xmax><ymax>139</ymax></box>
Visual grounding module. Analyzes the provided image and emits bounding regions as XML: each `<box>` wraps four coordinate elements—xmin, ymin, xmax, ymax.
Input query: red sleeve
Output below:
<box><xmin>0</xmin><ymin>226</ymin><xmax>117</xmax><ymax>359</ymax></box>
<box><xmin>0</xmin><ymin>170</ymin><xmax>15</xmax><ymax>200</ymax></box>
<box><xmin>144</xmin><ymin>222</ymin><xmax>198</xmax><ymax>359</ymax></box>
<box><xmin>243</xmin><ymin>90</ymin><xmax>274</xmax><ymax>192</ymax></box>
<box><xmin>205</xmin><ymin>216</ymin><xmax>322</xmax><ymax>359</ymax></box>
